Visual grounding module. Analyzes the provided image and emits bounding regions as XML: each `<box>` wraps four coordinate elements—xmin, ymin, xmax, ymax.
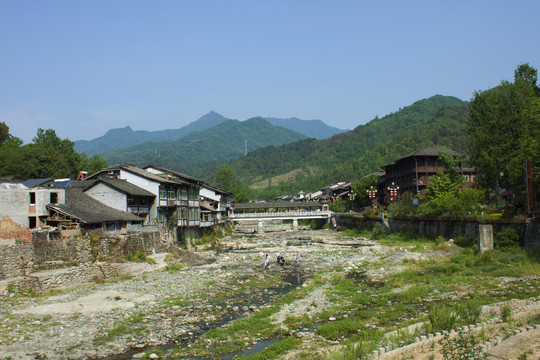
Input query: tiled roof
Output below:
<box><xmin>47</xmin><ymin>188</ymin><xmax>142</xmax><ymax>224</ymax></box>
<box><xmin>84</xmin><ymin>178</ymin><xmax>155</xmax><ymax>197</ymax></box>
<box><xmin>383</xmin><ymin>147</ymin><xmax>463</xmax><ymax>168</ymax></box>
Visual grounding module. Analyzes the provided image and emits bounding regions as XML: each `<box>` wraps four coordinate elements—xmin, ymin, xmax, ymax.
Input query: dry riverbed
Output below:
<box><xmin>1</xmin><ymin>224</ymin><xmax>539</xmax><ymax>360</ymax></box>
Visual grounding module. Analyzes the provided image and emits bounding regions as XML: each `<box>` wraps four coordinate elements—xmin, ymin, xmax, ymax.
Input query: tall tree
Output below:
<box><xmin>468</xmin><ymin>64</ymin><xmax>540</xmax><ymax>203</ymax></box>
<box><xmin>0</xmin><ymin>123</ymin><xmax>24</xmax><ymax>177</ymax></box>
<box><xmin>22</xmin><ymin>129</ymin><xmax>81</xmax><ymax>179</ymax></box>
<box><xmin>0</xmin><ymin>122</ymin><xmax>10</xmax><ymax>146</ymax></box>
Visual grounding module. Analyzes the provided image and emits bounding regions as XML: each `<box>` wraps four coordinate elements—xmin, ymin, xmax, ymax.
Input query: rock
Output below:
<box><xmin>149</xmin><ymin>353</ymin><xmax>159</xmax><ymax>359</ymax></box>
<box><xmin>329</xmin><ymin>317</ymin><xmax>336</xmax><ymax>321</ymax></box>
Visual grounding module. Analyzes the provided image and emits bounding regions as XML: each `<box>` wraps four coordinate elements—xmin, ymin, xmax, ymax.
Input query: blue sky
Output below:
<box><xmin>1</xmin><ymin>1</ymin><xmax>539</xmax><ymax>143</ymax></box>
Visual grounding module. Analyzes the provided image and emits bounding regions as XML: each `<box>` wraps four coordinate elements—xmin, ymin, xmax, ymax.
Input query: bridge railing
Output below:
<box><xmin>230</xmin><ymin>210</ymin><xmax>332</xmax><ymax>218</ymax></box>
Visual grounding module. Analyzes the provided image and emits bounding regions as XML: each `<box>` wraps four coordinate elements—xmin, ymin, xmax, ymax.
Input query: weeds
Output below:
<box><xmin>501</xmin><ymin>304</ymin><xmax>512</xmax><ymax>323</ymax></box>
<box><xmin>125</xmin><ymin>251</ymin><xmax>156</xmax><ymax>264</ymax></box>
<box><xmin>438</xmin><ymin>328</ymin><xmax>487</xmax><ymax>360</ymax></box>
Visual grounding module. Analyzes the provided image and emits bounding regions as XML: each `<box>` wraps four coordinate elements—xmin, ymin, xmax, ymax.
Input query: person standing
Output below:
<box><xmin>264</xmin><ymin>254</ymin><xmax>270</xmax><ymax>269</ymax></box>
<box><xmin>296</xmin><ymin>251</ymin><xmax>300</xmax><ymax>264</ymax></box>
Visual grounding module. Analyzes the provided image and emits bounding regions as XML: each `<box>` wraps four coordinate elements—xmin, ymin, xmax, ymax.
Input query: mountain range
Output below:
<box><xmin>74</xmin><ymin>112</ymin><xmax>346</xmax><ymax>156</ymax></box>
<box><xmin>74</xmin><ymin>95</ymin><xmax>470</xmax><ymax>199</ymax></box>
<box><xmin>219</xmin><ymin>95</ymin><xmax>470</xmax><ymax>198</ymax></box>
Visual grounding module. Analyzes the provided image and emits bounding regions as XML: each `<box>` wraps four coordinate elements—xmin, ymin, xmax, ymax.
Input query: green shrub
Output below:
<box><xmin>455</xmin><ymin>299</ymin><xmax>482</xmax><ymax>325</ymax></box>
<box><xmin>125</xmin><ymin>251</ymin><xmax>156</xmax><ymax>264</ymax></box>
<box><xmin>494</xmin><ymin>228</ymin><xmax>520</xmax><ymax>248</ymax></box>
<box><xmin>439</xmin><ymin>328</ymin><xmax>487</xmax><ymax>360</ymax></box>
<box><xmin>371</xmin><ymin>223</ymin><xmax>386</xmax><ymax>240</ymax></box>
<box><xmin>426</xmin><ymin>306</ymin><xmax>457</xmax><ymax>333</ymax></box>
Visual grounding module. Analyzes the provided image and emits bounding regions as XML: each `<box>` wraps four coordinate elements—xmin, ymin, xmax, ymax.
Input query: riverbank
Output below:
<box><xmin>1</xmin><ymin>224</ymin><xmax>539</xmax><ymax>359</ymax></box>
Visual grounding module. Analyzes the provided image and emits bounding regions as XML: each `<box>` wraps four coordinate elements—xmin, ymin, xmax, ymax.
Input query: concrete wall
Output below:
<box><xmin>120</xmin><ymin>171</ymin><xmax>160</xmax><ymax>220</ymax></box>
<box><xmin>0</xmin><ymin>188</ymin><xmax>65</xmax><ymax>228</ymax></box>
<box><xmin>337</xmin><ymin>214</ymin><xmax>529</xmax><ymax>245</ymax></box>
<box><xmin>84</xmin><ymin>183</ymin><xmax>127</xmax><ymax>212</ymax></box>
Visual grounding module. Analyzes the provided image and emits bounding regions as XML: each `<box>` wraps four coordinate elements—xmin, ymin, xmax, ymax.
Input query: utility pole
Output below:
<box><xmin>244</xmin><ymin>140</ymin><xmax>247</xmax><ymax>156</ymax></box>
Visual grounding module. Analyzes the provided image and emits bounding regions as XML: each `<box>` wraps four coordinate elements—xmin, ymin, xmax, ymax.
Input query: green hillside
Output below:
<box><xmin>100</xmin><ymin>117</ymin><xmax>307</xmax><ymax>176</ymax></box>
<box><xmin>74</xmin><ymin>111</ymin><xmax>229</xmax><ymax>155</ymax></box>
<box><xmin>217</xmin><ymin>95</ymin><xmax>470</xmax><ymax>198</ymax></box>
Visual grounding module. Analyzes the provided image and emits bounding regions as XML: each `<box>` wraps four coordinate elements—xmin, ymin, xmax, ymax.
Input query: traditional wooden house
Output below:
<box><xmin>46</xmin><ymin>188</ymin><xmax>143</xmax><ymax>234</ymax></box>
<box><xmin>381</xmin><ymin>146</ymin><xmax>475</xmax><ymax>198</ymax></box>
<box><xmin>82</xmin><ymin>178</ymin><xmax>156</xmax><ymax>222</ymax></box>
<box><xmin>199</xmin><ymin>183</ymin><xmax>232</xmax><ymax>226</ymax></box>
<box><xmin>85</xmin><ymin>163</ymin><xmax>197</xmax><ymax>227</ymax></box>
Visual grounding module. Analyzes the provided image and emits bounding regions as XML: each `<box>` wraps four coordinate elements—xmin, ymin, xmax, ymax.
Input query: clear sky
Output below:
<box><xmin>1</xmin><ymin>1</ymin><xmax>539</xmax><ymax>143</ymax></box>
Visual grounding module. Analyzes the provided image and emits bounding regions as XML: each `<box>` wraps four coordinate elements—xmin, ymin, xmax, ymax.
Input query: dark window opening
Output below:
<box><xmin>29</xmin><ymin>192</ymin><xmax>36</xmax><ymax>204</ymax></box>
<box><xmin>50</xmin><ymin>192</ymin><xmax>58</xmax><ymax>203</ymax></box>
<box><xmin>29</xmin><ymin>217</ymin><xmax>37</xmax><ymax>229</ymax></box>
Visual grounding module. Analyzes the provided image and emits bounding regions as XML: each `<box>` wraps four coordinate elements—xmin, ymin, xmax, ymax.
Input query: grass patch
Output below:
<box><xmin>238</xmin><ymin>337</ymin><xmax>299</xmax><ymax>360</ymax></box>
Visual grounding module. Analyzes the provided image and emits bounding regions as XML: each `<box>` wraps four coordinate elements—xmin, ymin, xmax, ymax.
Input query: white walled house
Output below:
<box><xmin>83</xmin><ymin>178</ymin><xmax>155</xmax><ymax>223</ymax></box>
<box><xmin>0</xmin><ymin>185</ymin><xmax>65</xmax><ymax>229</ymax></box>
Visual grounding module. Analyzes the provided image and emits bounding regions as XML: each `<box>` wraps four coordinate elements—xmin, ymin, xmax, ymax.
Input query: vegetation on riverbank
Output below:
<box><xmin>165</xmin><ymin>228</ymin><xmax>540</xmax><ymax>360</ymax></box>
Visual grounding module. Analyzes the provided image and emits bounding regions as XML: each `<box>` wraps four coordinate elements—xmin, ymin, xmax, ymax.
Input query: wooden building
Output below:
<box><xmin>381</xmin><ymin>147</ymin><xmax>475</xmax><ymax>198</ymax></box>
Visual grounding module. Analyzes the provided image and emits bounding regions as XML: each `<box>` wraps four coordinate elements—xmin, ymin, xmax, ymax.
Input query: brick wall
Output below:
<box><xmin>0</xmin><ymin>229</ymin><xmax>32</xmax><ymax>243</ymax></box>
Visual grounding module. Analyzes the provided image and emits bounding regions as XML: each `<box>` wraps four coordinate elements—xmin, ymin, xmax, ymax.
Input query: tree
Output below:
<box><xmin>468</xmin><ymin>64</ymin><xmax>539</xmax><ymax>203</ymax></box>
<box><xmin>22</xmin><ymin>128</ymin><xmax>81</xmax><ymax>179</ymax></box>
<box><xmin>79</xmin><ymin>153</ymin><xmax>108</xmax><ymax>175</ymax></box>
<box><xmin>214</xmin><ymin>166</ymin><xmax>250</xmax><ymax>202</ymax></box>
<box><xmin>0</xmin><ymin>122</ymin><xmax>24</xmax><ymax>177</ymax></box>
<box><xmin>0</xmin><ymin>122</ymin><xmax>10</xmax><ymax>146</ymax></box>
<box><xmin>351</xmin><ymin>174</ymin><xmax>379</xmax><ymax>207</ymax></box>
<box><xmin>514</xmin><ymin>63</ymin><xmax>539</xmax><ymax>94</ymax></box>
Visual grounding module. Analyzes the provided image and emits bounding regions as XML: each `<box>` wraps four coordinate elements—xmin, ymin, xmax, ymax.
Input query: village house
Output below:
<box><xmin>46</xmin><ymin>188</ymin><xmax>144</xmax><ymax>235</ymax></box>
<box><xmin>83</xmin><ymin>163</ymin><xmax>232</xmax><ymax>230</ymax></box>
<box><xmin>0</xmin><ymin>181</ymin><xmax>65</xmax><ymax>230</ymax></box>
<box><xmin>82</xmin><ymin>177</ymin><xmax>156</xmax><ymax>223</ymax></box>
<box><xmin>380</xmin><ymin>146</ymin><xmax>475</xmax><ymax>198</ymax></box>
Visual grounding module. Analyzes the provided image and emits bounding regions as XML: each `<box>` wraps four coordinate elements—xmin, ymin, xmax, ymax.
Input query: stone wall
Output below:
<box><xmin>337</xmin><ymin>215</ymin><xmax>529</xmax><ymax>246</ymax></box>
<box><xmin>0</xmin><ymin>243</ymin><xmax>35</xmax><ymax>279</ymax></box>
<box><xmin>0</xmin><ymin>229</ymin><xmax>172</xmax><ymax>281</ymax></box>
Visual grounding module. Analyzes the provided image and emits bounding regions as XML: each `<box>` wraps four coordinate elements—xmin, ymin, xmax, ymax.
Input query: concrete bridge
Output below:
<box><xmin>231</xmin><ymin>201</ymin><xmax>332</xmax><ymax>232</ymax></box>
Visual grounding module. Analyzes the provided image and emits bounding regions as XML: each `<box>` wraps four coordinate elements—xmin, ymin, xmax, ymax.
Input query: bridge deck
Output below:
<box><xmin>230</xmin><ymin>210</ymin><xmax>332</xmax><ymax>221</ymax></box>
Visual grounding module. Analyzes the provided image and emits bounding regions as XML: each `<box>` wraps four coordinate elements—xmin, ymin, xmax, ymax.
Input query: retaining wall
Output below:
<box><xmin>337</xmin><ymin>215</ymin><xmax>532</xmax><ymax>246</ymax></box>
<box><xmin>0</xmin><ymin>230</ymin><xmax>173</xmax><ymax>281</ymax></box>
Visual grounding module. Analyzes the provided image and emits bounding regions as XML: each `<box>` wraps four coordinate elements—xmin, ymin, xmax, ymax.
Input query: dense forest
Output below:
<box><xmin>212</xmin><ymin>95</ymin><xmax>470</xmax><ymax>199</ymax></box>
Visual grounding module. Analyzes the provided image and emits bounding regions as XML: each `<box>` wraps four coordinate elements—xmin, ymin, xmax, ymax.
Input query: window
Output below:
<box><xmin>178</xmin><ymin>207</ymin><xmax>188</xmax><ymax>219</ymax></box>
<box><xmin>181</xmin><ymin>189</ymin><xmax>188</xmax><ymax>200</ymax></box>
<box><xmin>29</xmin><ymin>192</ymin><xmax>36</xmax><ymax>204</ymax></box>
<box><xmin>160</xmin><ymin>189</ymin><xmax>167</xmax><ymax>199</ymax></box>
<box><xmin>28</xmin><ymin>217</ymin><xmax>37</xmax><ymax>229</ymax></box>
<box><xmin>168</xmin><ymin>190</ymin><xmax>176</xmax><ymax>199</ymax></box>
<box><xmin>189</xmin><ymin>188</ymin><xmax>198</xmax><ymax>200</ymax></box>
<box><xmin>50</xmin><ymin>192</ymin><xmax>58</xmax><ymax>203</ymax></box>
<box><xmin>189</xmin><ymin>207</ymin><xmax>200</xmax><ymax>220</ymax></box>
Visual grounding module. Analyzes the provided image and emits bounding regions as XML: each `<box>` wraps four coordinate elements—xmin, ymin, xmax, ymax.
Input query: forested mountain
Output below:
<box><xmin>75</xmin><ymin>112</ymin><xmax>345</xmax><ymax>156</ymax></box>
<box><xmin>74</xmin><ymin>111</ymin><xmax>229</xmax><ymax>155</ymax></box>
<box><xmin>264</xmin><ymin>117</ymin><xmax>347</xmax><ymax>139</ymax></box>
<box><xmin>100</xmin><ymin>117</ymin><xmax>307</xmax><ymax>176</ymax></box>
<box><xmin>216</xmin><ymin>95</ymin><xmax>470</xmax><ymax>198</ymax></box>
